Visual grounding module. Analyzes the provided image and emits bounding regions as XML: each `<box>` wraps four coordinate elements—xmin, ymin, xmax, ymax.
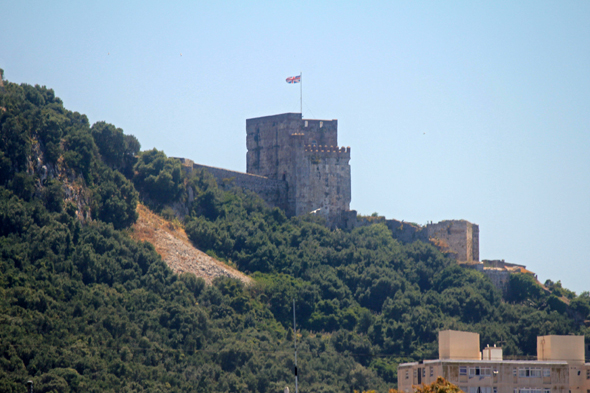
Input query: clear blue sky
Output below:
<box><xmin>2</xmin><ymin>1</ymin><xmax>589</xmax><ymax>294</ymax></box>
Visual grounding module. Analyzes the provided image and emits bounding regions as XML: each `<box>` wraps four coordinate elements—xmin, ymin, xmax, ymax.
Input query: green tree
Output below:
<box><xmin>94</xmin><ymin>168</ymin><xmax>138</xmax><ymax>229</ymax></box>
<box><xmin>133</xmin><ymin>149</ymin><xmax>185</xmax><ymax>206</ymax></box>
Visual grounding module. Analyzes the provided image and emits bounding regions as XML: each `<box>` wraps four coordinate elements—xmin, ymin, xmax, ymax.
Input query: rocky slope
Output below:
<box><xmin>130</xmin><ymin>203</ymin><xmax>252</xmax><ymax>285</ymax></box>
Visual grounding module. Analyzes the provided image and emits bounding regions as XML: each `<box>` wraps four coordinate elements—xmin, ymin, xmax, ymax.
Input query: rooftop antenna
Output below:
<box><xmin>293</xmin><ymin>299</ymin><xmax>299</xmax><ymax>393</ymax></box>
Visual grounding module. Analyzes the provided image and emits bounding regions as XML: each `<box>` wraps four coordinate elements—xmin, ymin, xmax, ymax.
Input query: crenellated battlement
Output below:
<box><xmin>304</xmin><ymin>145</ymin><xmax>350</xmax><ymax>154</ymax></box>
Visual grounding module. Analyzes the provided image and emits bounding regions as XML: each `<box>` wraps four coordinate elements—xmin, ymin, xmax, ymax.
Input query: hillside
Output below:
<box><xmin>130</xmin><ymin>203</ymin><xmax>251</xmax><ymax>285</ymax></box>
<box><xmin>0</xmin><ymin>77</ymin><xmax>588</xmax><ymax>392</ymax></box>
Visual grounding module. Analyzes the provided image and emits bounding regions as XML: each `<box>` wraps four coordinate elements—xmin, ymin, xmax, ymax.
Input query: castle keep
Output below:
<box><xmin>246</xmin><ymin>113</ymin><xmax>351</xmax><ymax>220</ymax></box>
<box><xmin>178</xmin><ymin>113</ymin><xmax>351</xmax><ymax>227</ymax></box>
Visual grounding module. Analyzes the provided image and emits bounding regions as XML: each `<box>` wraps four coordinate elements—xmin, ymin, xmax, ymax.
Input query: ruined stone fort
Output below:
<box><xmin>177</xmin><ymin>112</ymin><xmax>531</xmax><ymax>293</ymax></box>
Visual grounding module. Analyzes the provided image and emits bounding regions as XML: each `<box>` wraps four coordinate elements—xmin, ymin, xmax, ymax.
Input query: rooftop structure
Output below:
<box><xmin>398</xmin><ymin>330</ymin><xmax>590</xmax><ymax>393</ymax></box>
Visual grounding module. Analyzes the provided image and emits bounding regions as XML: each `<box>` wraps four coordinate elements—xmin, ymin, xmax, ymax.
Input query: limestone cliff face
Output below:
<box><xmin>27</xmin><ymin>138</ymin><xmax>93</xmax><ymax>223</ymax></box>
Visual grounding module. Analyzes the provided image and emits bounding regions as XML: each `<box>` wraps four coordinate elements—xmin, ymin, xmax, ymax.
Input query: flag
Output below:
<box><xmin>286</xmin><ymin>75</ymin><xmax>301</xmax><ymax>84</ymax></box>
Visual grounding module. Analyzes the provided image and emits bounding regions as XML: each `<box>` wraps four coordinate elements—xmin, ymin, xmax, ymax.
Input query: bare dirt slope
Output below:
<box><xmin>130</xmin><ymin>204</ymin><xmax>251</xmax><ymax>285</ymax></box>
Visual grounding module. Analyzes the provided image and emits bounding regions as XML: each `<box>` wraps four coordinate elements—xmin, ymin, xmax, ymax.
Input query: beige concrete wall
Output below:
<box><xmin>537</xmin><ymin>336</ymin><xmax>585</xmax><ymax>363</ymax></box>
<box><xmin>482</xmin><ymin>347</ymin><xmax>503</xmax><ymax>361</ymax></box>
<box><xmin>582</xmin><ymin>364</ymin><xmax>590</xmax><ymax>393</ymax></box>
<box><xmin>439</xmin><ymin>330</ymin><xmax>481</xmax><ymax>360</ymax></box>
<box><xmin>398</xmin><ymin>360</ymin><xmax>570</xmax><ymax>393</ymax></box>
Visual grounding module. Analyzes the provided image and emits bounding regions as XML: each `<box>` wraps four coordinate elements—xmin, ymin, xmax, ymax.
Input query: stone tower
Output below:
<box><xmin>246</xmin><ymin>113</ymin><xmax>351</xmax><ymax>223</ymax></box>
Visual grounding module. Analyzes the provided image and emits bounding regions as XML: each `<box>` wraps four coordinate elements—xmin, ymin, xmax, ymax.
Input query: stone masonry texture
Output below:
<box><xmin>244</xmin><ymin>113</ymin><xmax>351</xmax><ymax>225</ymax></box>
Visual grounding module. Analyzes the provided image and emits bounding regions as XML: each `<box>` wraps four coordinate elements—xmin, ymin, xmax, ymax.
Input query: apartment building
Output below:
<box><xmin>398</xmin><ymin>330</ymin><xmax>590</xmax><ymax>393</ymax></box>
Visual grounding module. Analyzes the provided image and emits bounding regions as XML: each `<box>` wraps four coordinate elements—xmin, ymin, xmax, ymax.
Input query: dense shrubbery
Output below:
<box><xmin>133</xmin><ymin>149</ymin><xmax>185</xmax><ymax>207</ymax></box>
<box><xmin>1</xmin><ymin>79</ymin><xmax>589</xmax><ymax>392</ymax></box>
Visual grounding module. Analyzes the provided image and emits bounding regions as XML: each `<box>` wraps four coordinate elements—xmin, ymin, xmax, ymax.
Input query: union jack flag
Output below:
<box><xmin>286</xmin><ymin>75</ymin><xmax>301</xmax><ymax>84</ymax></box>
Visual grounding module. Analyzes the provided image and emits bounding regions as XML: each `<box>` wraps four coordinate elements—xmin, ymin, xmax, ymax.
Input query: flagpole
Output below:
<box><xmin>300</xmin><ymin>72</ymin><xmax>302</xmax><ymax>116</ymax></box>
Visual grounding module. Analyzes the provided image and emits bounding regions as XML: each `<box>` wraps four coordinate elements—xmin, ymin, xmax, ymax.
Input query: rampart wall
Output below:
<box><xmin>348</xmin><ymin>215</ymin><xmax>479</xmax><ymax>262</ymax></box>
<box><xmin>385</xmin><ymin>219</ymin><xmax>427</xmax><ymax>244</ymax></box>
<box><xmin>194</xmin><ymin>164</ymin><xmax>288</xmax><ymax>212</ymax></box>
<box><xmin>174</xmin><ymin>158</ymin><xmax>289</xmax><ymax>212</ymax></box>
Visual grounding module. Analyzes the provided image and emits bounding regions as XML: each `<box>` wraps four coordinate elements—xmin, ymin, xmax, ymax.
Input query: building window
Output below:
<box><xmin>414</xmin><ymin>370</ymin><xmax>417</xmax><ymax>378</ymax></box>
<box><xmin>460</xmin><ymin>367</ymin><xmax>467</xmax><ymax>376</ymax></box>
<box><xmin>405</xmin><ymin>370</ymin><xmax>409</xmax><ymax>380</ymax></box>
<box><xmin>513</xmin><ymin>368</ymin><xmax>517</xmax><ymax>377</ymax></box>
<box><xmin>493</xmin><ymin>388</ymin><xmax>497</xmax><ymax>393</ymax></box>
<box><xmin>423</xmin><ymin>368</ymin><xmax>426</xmax><ymax>378</ymax></box>
<box><xmin>587</xmin><ymin>369</ymin><xmax>590</xmax><ymax>379</ymax></box>
<box><xmin>470</xmin><ymin>367</ymin><xmax>492</xmax><ymax>377</ymax></box>
<box><xmin>543</xmin><ymin>369</ymin><xmax>550</xmax><ymax>378</ymax></box>
<box><xmin>430</xmin><ymin>367</ymin><xmax>434</xmax><ymax>377</ymax></box>
<box><xmin>319</xmin><ymin>121</ymin><xmax>323</xmax><ymax>128</ymax></box>
<box><xmin>544</xmin><ymin>389</ymin><xmax>551</xmax><ymax>393</ymax></box>
<box><xmin>518</xmin><ymin>367</ymin><xmax>542</xmax><ymax>378</ymax></box>
<box><xmin>305</xmin><ymin>121</ymin><xmax>308</xmax><ymax>127</ymax></box>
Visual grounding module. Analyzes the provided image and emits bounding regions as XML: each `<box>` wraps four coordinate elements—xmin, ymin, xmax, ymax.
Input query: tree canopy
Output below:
<box><xmin>0</xmin><ymin>79</ymin><xmax>588</xmax><ymax>392</ymax></box>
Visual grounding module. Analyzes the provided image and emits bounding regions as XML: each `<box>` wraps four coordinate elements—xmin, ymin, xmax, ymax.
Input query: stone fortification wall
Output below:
<box><xmin>246</xmin><ymin>113</ymin><xmax>302</xmax><ymax>179</ymax></box>
<box><xmin>483</xmin><ymin>268</ymin><xmax>510</xmax><ymax>295</ymax></box>
<box><xmin>385</xmin><ymin>219</ymin><xmax>479</xmax><ymax>262</ymax></box>
<box><xmin>385</xmin><ymin>219</ymin><xmax>427</xmax><ymax>244</ymax></box>
<box><xmin>301</xmin><ymin>119</ymin><xmax>338</xmax><ymax>146</ymax></box>
<box><xmin>246</xmin><ymin>113</ymin><xmax>339</xmax><ymax>181</ymax></box>
<box><xmin>172</xmin><ymin>158</ymin><xmax>289</xmax><ymax>212</ymax></box>
<box><xmin>348</xmin><ymin>215</ymin><xmax>479</xmax><ymax>262</ymax></box>
<box><xmin>482</xmin><ymin>259</ymin><xmax>526</xmax><ymax>269</ymax></box>
<box><xmin>424</xmin><ymin>220</ymin><xmax>479</xmax><ymax>262</ymax></box>
<box><xmin>293</xmin><ymin>145</ymin><xmax>351</xmax><ymax>220</ymax></box>
<box><xmin>245</xmin><ymin>113</ymin><xmax>351</xmax><ymax>222</ymax></box>
<box><xmin>192</xmin><ymin>163</ymin><xmax>288</xmax><ymax>212</ymax></box>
